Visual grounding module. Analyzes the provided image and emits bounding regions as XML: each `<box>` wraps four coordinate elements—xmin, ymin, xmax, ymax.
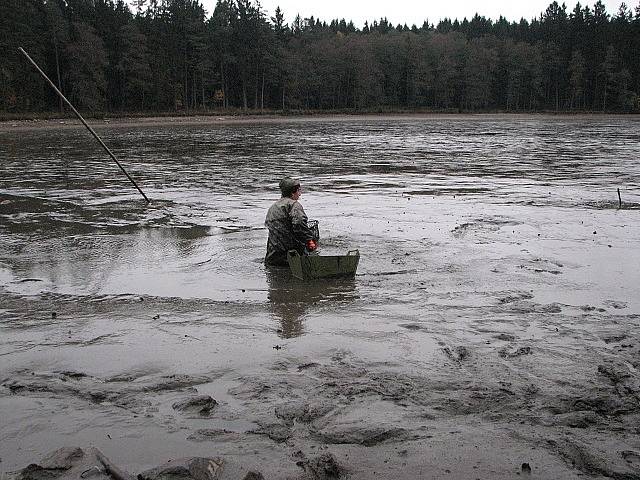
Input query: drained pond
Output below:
<box><xmin>1</xmin><ymin>114</ymin><xmax>640</xmax><ymax>479</ymax></box>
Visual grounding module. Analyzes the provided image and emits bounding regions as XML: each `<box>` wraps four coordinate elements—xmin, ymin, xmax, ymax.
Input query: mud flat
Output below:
<box><xmin>1</xmin><ymin>115</ymin><xmax>640</xmax><ymax>478</ymax></box>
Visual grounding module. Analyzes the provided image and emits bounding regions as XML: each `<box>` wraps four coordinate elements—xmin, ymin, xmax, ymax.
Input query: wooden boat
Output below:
<box><xmin>287</xmin><ymin>249</ymin><xmax>360</xmax><ymax>280</ymax></box>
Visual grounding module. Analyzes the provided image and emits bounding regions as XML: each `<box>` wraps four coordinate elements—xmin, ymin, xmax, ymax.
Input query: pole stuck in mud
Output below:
<box><xmin>18</xmin><ymin>47</ymin><xmax>150</xmax><ymax>203</ymax></box>
<box><xmin>617</xmin><ymin>188</ymin><xmax>622</xmax><ymax>209</ymax></box>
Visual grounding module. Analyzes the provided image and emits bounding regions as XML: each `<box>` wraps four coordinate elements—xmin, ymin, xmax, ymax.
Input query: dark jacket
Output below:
<box><xmin>264</xmin><ymin>197</ymin><xmax>313</xmax><ymax>266</ymax></box>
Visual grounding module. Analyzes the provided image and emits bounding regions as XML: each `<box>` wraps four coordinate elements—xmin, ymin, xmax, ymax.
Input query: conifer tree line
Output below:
<box><xmin>1</xmin><ymin>0</ymin><xmax>639</xmax><ymax>114</ymax></box>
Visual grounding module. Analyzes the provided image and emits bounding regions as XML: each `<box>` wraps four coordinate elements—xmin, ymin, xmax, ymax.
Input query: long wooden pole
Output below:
<box><xmin>18</xmin><ymin>47</ymin><xmax>150</xmax><ymax>203</ymax></box>
<box><xmin>617</xmin><ymin>188</ymin><xmax>622</xmax><ymax>209</ymax></box>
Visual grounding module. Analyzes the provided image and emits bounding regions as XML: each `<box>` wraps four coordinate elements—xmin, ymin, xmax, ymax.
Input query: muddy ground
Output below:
<box><xmin>1</xmin><ymin>115</ymin><xmax>639</xmax><ymax>479</ymax></box>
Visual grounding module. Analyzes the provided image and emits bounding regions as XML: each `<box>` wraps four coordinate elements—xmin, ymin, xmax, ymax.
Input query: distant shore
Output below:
<box><xmin>1</xmin><ymin>111</ymin><xmax>639</xmax><ymax>132</ymax></box>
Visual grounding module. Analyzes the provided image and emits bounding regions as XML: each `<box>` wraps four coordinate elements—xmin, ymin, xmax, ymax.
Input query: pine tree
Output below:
<box><xmin>65</xmin><ymin>21</ymin><xmax>108</xmax><ymax>111</ymax></box>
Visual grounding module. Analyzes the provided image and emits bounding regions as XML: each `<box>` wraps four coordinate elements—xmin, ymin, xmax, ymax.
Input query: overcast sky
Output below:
<box><xmin>195</xmin><ymin>0</ymin><xmax>626</xmax><ymax>26</ymax></box>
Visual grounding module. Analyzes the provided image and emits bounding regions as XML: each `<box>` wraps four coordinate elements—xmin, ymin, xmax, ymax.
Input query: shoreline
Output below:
<box><xmin>1</xmin><ymin>111</ymin><xmax>639</xmax><ymax>132</ymax></box>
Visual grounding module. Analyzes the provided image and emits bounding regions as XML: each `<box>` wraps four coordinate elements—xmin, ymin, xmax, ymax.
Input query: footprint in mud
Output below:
<box><xmin>497</xmin><ymin>292</ymin><xmax>534</xmax><ymax>304</ymax></box>
<box><xmin>518</xmin><ymin>257</ymin><xmax>565</xmax><ymax>275</ymax></box>
<box><xmin>55</xmin><ymin>370</ymin><xmax>88</xmax><ymax>379</ymax></box>
<box><xmin>312</xmin><ymin>423</ymin><xmax>408</xmax><ymax>447</ymax></box>
<box><xmin>172</xmin><ymin>395</ymin><xmax>218</xmax><ymax>416</ymax></box>
<box><xmin>603</xmin><ymin>300</ymin><xmax>628</xmax><ymax>310</ymax></box>
<box><xmin>497</xmin><ymin>300</ymin><xmax>562</xmax><ymax>315</ymax></box>
<box><xmin>602</xmin><ymin>334</ymin><xmax>627</xmax><ymax>344</ymax></box>
<box><xmin>493</xmin><ymin>333</ymin><xmax>517</xmax><ymax>342</ymax></box>
<box><xmin>298</xmin><ymin>453</ymin><xmax>347</xmax><ymax>480</ymax></box>
<box><xmin>451</xmin><ymin>217</ymin><xmax>518</xmax><ymax>239</ymax></box>
<box><xmin>399</xmin><ymin>323</ymin><xmax>426</xmax><ymax>332</ymax></box>
<box><xmin>540</xmin><ymin>303</ymin><xmax>563</xmax><ymax>313</ymax></box>
<box><xmin>580</xmin><ymin>305</ymin><xmax>606</xmax><ymax>313</ymax></box>
<box><xmin>498</xmin><ymin>346</ymin><xmax>532</xmax><ymax>358</ymax></box>
<box><xmin>551</xmin><ymin>410</ymin><xmax>602</xmax><ymax>429</ymax></box>
<box><xmin>187</xmin><ymin>429</ymin><xmax>240</xmax><ymax>442</ymax></box>
<box><xmin>597</xmin><ymin>363</ymin><xmax>632</xmax><ymax>384</ymax></box>
<box><xmin>442</xmin><ymin>346</ymin><xmax>470</xmax><ymax>362</ymax></box>
<box><xmin>621</xmin><ymin>450</ymin><xmax>640</xmax><ymax>467</ymax></box>
<box><xmin>249</xmin><ymin>422</ymin><xmax>292</xmax><ymax>443</ymax></box>
<box><xmin>519</xmin><ymin>266</ymin><xmax>562</xmax><ymax>275</ymax></box>
<box><xmin>297</xmin><ymin>362</ymin><xmax>320</xmax><ymax>371</ymax></box>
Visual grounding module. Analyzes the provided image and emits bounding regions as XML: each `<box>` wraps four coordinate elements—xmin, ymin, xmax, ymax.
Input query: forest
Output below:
<box><xmin>1</xmin><ymin>0</ymin><xmax>640</xmax><ymax>115</ymax></box>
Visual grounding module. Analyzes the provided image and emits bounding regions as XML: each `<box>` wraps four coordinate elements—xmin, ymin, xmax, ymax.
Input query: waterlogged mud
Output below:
<box><xmin>1</xmin><ymin>115</ymin><xmax>640</xmax><ymax>479</ymax></box>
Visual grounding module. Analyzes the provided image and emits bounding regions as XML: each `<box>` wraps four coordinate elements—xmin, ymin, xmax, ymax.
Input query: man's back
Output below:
<box><xmin>265</xmin><ymin>197</ymin><xmax>310</xmax><ymax>266</ymax></box>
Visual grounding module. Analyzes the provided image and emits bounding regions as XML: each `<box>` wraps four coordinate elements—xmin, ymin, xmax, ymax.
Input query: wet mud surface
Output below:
<box><xmin>1</xmin><ymin>115</ymin><xmax>640</xmax><ymax>479</ymax></box>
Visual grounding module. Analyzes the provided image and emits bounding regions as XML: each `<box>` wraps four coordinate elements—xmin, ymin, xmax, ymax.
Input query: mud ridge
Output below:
<box><xmin>2</xmin><ymin>371</ymin><xmax>214</xmax><ymax>414</ymax></box>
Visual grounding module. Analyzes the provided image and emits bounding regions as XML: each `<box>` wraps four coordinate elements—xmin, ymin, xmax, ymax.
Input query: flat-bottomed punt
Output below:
<box><xmin>287</xmin><ymin>250</ymin><xmax>360</xmax><ymax>280</ymax></box>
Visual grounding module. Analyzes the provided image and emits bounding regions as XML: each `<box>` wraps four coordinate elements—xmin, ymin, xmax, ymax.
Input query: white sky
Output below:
<box><xmin>197</xmin><ymin>0</ymin><xmax>626</xmax><ymax>27</ymax></box>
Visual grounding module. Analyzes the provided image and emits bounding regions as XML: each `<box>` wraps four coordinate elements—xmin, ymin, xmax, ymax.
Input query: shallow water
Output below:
<box><xmin>1</xmin><ymin>115</ymin><xmax>640</xmax><ymax>479</ymax></box>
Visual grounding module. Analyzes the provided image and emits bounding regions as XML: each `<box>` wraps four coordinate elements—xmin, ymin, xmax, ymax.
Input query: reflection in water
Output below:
<box><xmin>0</xmin><ymin>224</ymin><xmax>216</xmax><ymax>298</ymax></box>
<box><xmin>265</xmin><ymin>266</ymin><xmax>358</xmax><ymax>338</ymax></box>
